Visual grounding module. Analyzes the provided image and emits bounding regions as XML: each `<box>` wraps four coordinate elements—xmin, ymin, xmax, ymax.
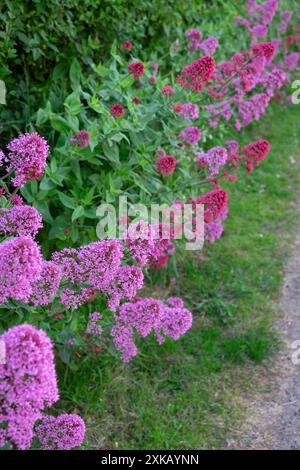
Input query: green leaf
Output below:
<box><xmin>64</xmin><ymin>88</ymin><xmax>82</xmax><ymax>116</ymax></box>
<box><xmin>71</xmin><ymin>205</ymin><xmax>84</xmax><ymax>222</ymax></box>
<box><xmin>50</xmin><ymin>115</ymin><xmax>76</xmax><ymax>133</ymax></box>
<box><xmin>102</xmin><ymin>142</ymin><xmax>119</xmax><ymax>164</ymax></box>
<box><xmin>70</xmin><ymin>59</ymin><xmax>82</xmax><ymax>89</ymax></box>
<box><xmin>33</xmin><ymin>200</ymin><xmax>53</xmax><ymax>224</ymax></box>
<box><xmin>58</xmin><ymin>191</ymin><xmax>76</xmax><ymax>209</ymax></box>
<box><xmin>0</xmin><ymin>80</ymin><xmax>6</xmax><ymax>104</ymax></box>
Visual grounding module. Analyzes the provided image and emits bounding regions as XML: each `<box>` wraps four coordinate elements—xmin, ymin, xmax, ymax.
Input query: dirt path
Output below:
<box><xmin>229</xmin><ymin>229</ymin><xmax>300</xmax><ymax>450</ymax></box>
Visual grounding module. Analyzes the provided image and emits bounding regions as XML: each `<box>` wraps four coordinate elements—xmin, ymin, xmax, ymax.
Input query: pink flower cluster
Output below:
<box><xmin>111</xmin><ymin>297</ymin><xmax>193</xmax><ymax>361</ymax></box>
<box><xmin>52</xmin><ymin>240</ymin><xmax>126</xmax><ymax>309</ymax></box>
<box><xmin>241</xmin><ymin>139</ymin><xmax>270</xmax><ymax>173</ymax></box>
<box><xmin>70</xmin><ymin>130</ymin><xmax>90</xmax><ymax>148</ymax></box>
<box><xmin>4</xmin><ymin>132</ymin><xmax>49</xmax><ymax>187</ymax></box>
<box><xmin>186</xmin><ymin>28</ymin><xmax>202</xmax><ymax>50</ymax></box>
<box><xmin>199</xmin><ymin>37</ymin><xmax>219</xmax><ymax>56</ymax></box>
<box><xmin>30</xmin><ymin>261</ymin><xmax>62</xmax><ymax>306</ymax></box>
<box><xmin>177</xmin><ymin>102</ymin><xmax>199</xmax><ymax>120</ymax></box>
<box><xmin>179</xmin><ymin>126</ymin><xmax>201</xmax><ymax>145</ymax></box>
<box><xmin>111</xmin><ymin>103</ymin><xmax>125</xmax><ymax>118</ymax></box>
<box><xmin>0</xmin><ymin>324</ymin><xmax>59</xmax><ymax>449</ymax></box>
<box><xmin>124</xmin><ymin>221</ymin><xmax>175</xmax><ymax>268</ymax></box>
<box><xmin>162</xmin><ymin>85</ymin><xmax>174</xmax><ymax>95</ymax></box>
<box><xmin>106</xmin><ymin>265</ymin><xmax>144</xmax><ymax>311</ymax></box>
<box><xmin>156</xmin><ymin>154</ymin><xmax>177</xmax><ymax>176</ymax></box>
<box><xmin>0</xmin><ymin>205</ymin><xmax>43</xmax><ymax>238</ymax></box>
<box><xmin>191</xmin><ymin>189</ymin><xmax>228</xmax><ymax>223</ymax></box>
<box><xmin>177</xmin><ymin>56</ymin><xmax>216</xmax><ymax>92</ymax></box>
<box><xmin>36</xmin><ymin>414</ymin><xmax>85</xmax><ymax>450</ymax></box>
<box><xmin>0</xmin><ymin>236</ymin><xmax>43</xmax><ymax>303</ymax></box>
<box><xmin>185</xmin><ymin>29</ymin><xmax>218</xmax><ymax>55</ymax></box>
<box><xmin>0</xmin><ymin>149</ymin><xmax>4</xmax><ymax>167</ymax></box>
<box><xmin>235</xmin><ymin>0</ymin><xmax>279</xmax><ymax>42</ymax></box>
<box><xmin>128</xmin><ymin>61</ymin><xmax>145</xmax><ymax>80</ymax></box>
<box><xmin>197</xmin><ymin>146</ymin><xmax>228</xmax><ymax>176</ymax></box>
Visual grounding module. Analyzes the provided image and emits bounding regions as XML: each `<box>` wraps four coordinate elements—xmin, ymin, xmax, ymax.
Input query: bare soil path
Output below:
<box><xmin>230</xmin><ymin>229</ymin><xmax>300</xmax><ymax>449</ymax></box>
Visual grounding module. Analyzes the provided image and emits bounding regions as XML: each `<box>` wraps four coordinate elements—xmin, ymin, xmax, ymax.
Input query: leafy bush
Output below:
<box><xmin>1</xmin><ymin>0</ymin><xmax>234</xmax><ymax>143</ymax></box>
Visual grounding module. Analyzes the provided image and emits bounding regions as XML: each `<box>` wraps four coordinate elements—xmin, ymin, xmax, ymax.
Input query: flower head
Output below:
<box><xmin>111</xmin><ymin>297</ymin><xmax>192</xmax><ymax>361</ymax></box>
<box><xmin>151</xmin><ymin>63</ymin><xmax>159</xmax><ymax>73</ymax></box>
<box><xmin>178</xmin><ymin>103</ymin><xmax>200</xmax><ymax>120</ymax></box>
<box><xmin>0</xmin><ymin>205</ymin><xmax>43</xmax><ymax>238</ymax></box>
<box><xmin>86</xmin><ymin>312</ymin><xmax>103</xmax><ymax>335</ymax></box>
<box><xmin>162</xmin><ymin>85</ymin><xmax>174</xmax><ymax>95</ymax></box>
<box><xmin>199</xmin><ymin>37</ymin><xmax>218</xmax><ymax>55</ymax></box>
<box><xmin>123</xmin><ymin>40</ymin><xmax>132</xmax><ymax>51</ymax></box>
<box><xmin>241</xmin><ymin>139</ymin><xmax>270</xmax><ymax>173</ymax></box>
<box><xmin>6</xmin><ymin>132</ymin><xmax>49</xmax><ymax>187</ymax></box>
<box><xmin>0</xmin><ymin>236</ymin><xmax>43</xmax><ymax>303</ymax></box>
<box><xmin>197</xmin><ymin>146</ymin><xmax>228</xmax><ymax>175</ymax></box>
<box><xmin>30</xmin><ymin>261</ymin><xmax>62</xmax><ymax>306</ymax></box>
<box><xmin>252</xmin><ymin>42</ymin><xmax>276</xmax><ymax>62</ymax></box>
<box><xmin>156</xmin><ymin>155</ymin><xmax>177</xmax><ymax>176</ymax></box>
<box><xmin>0</xmin><ymin>149</ymin><xmax>4</xmax><ymax>167</ymax></box>
<box><xmin>110</xmin><ymin>103</ymin><xmax>125</xmax><ymax>118</ymax></box>
<box><xmin>179</xmin><ymin>126</ymin><xmax>201</xmax><ymax>145</ymax></box>
<box><xmin>177</xmin><ymin>56</ymin><xmax>216</xmax><ymax>92</ymax></box>
<box><xmin>128</xmin><ymin>61</ymin><xmax>145</xmax><ymax>80</ymax></box>
<box><xmin>191</xmin><ymin>189</ymin><xmax>228</xmax><ymax>223</ymax></box>
<box><xmin>70</xmin><ymin>130</ymin><xmax>90</xmax><ymax>148</ymax></box>
<box><xmin>0</xmin><ymin>324</ymin><xmax>59</xmax><ymax>449</ymax></box>
<box><xmin>148</xmin><ymin>76</ymin><xmax>157</xmax><ymax>85</ymax></box>
<box><xmin>36</xmin><ymin>414</ymin><xmax>85</xmax><ymax>450</ymax></box>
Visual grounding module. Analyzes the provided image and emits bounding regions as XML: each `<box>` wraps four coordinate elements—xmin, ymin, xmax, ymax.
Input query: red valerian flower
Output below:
<box><xmin>162</xmin><ymin>85</ymin><xmax>174</xmax><ymax>95</ymax></box>
<box><xmin>172</xmin><ymin>103</ymin><xmax>184</xmax><ymax>113</ymax></box>
<box><xmin>191</xmin><ymin>189</ymin><xmax>228</xmax><ymax>223</ymax></box>
<box><xmin>148</xmin><ymin>76</ymin><xmax>157</xmax><ymax>84</ymax></box>
<box><xmin>132</xmin><ymin>97</ymin><xmax>141</xmax><ymax>104</ymax></box>
<box><xmin>177</xmin><ymin>56</ymin><xmax>216</xmax><ymax>92</ymax></box>
<box><xmin>123</xmin><ymin>40</ymin><xmax>132</xmax><ymax>51</ymax></box>
<box><xmin>110</xmin><ymin>103</ymin><xmax>125</xmax><ymax>118</ymax></box>
<box><xmin>128</xmin><ymin>61</ymin><xmax>145</xmax><ymax>80</ymax></box>
<box><xmin>149</xmin><ymin>253</ymin><xmax>169</xmax><ymax>270</ymax></box>
<box><xmin>70</xmin><ymin>130</ymin><xmax>90</xmax><ymax>148</ymax></box>
<box><xmin>156</xmin><ymin>155</ymin><xmax>177</xmax><ymax>176</ymax></box>
<box><xmin>252</xmin><ymin>42</ymin><xmax>276</xmax><ymax>62</ymax></box>
<box><xmin>6</xmin><ymin>132</ymin><xmax>49</xmax><ymax>187</ymax></box>
<box><xmin>240</xmin><ymin>139</ymin><xmax>270</xmax><ymax>173</ymax></box>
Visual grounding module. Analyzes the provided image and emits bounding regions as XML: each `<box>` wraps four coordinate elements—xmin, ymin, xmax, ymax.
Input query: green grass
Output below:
<box><xmin>57</xmin><ymin>104</ymin><xmax>300</xmax><ymax>449</ymax></box>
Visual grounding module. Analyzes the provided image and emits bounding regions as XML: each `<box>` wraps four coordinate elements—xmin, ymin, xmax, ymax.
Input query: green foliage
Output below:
<box><xmin>0</xmin><ymin>0</ymin><xmax>240</xmax><ymax>142</ymax></box>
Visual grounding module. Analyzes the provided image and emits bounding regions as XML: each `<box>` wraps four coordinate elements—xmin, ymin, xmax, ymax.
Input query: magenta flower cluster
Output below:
<box><xmin>178</xmin><ymin>102</ymin><xmax>199</xmax><ymax>120</ymax></box>
<box><xmin>179</xmin><ymin>126</ymin><xmax>201</xmax><ymax>145</ymax></box>
<box><xmin>52</xmin><ymin>240</ymin><xmax>124</xmax><ymax>309</ymax></box>
<box><xmin>0</xmin><ymin>324</ymin><xmax>59</xmax><ymax>450</ymax></box>
<box><xmin>30</xmin><ymin>261</ymin><xmax>62</xmax><ymax>306</ymax></box>
<box><xmin>70</xmin><ymin>130</ymin><xmax>90</xmax><ymax>148</ymax></box>
<box><xmin>124</xmin><ymin>221</ymin><xmax>175</xmax><ymax>268</ymax></box>
<box><xmin>111</xmin><ymin>297</ymin><xmax>193</xmax><ymax>361</ymax></box>
<box><xmin>0</xmin><ymin>205</ymin><xmax>43</xmax><ymax>238</ymax></box>
<box><xmin>4</xmin><ymin>132</ymin><xmax>49</xmax><ymax>187</ymax></box>
<box><xmin>197</xmin><ymin>146</ymin><xmax>228</xmax><ymax>176</ymax></box>
<box><xmin>0</xmin><ymin>236</ymin><xmax>43</xmax><ymax>303</ymax></box>
<box><xmin>36</xmin><ymin>414</ymin><xmax>86</xmax><ymax>450</ymax></box>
